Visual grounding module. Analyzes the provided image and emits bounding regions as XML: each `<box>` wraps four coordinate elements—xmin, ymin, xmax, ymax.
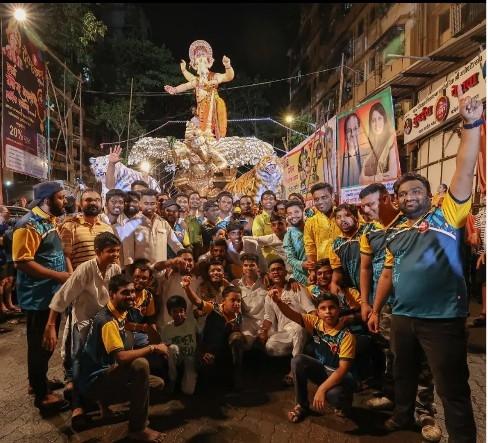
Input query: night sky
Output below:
<box><xmin>142</xmin><ymin>3</ymin><xmax>302</xmax><ymax>110</ymax></box>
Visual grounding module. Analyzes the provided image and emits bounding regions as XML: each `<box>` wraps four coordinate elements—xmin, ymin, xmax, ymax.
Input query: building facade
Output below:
<box><xmin>288</xmin><ymin>3</ymin><xmax>485</xmax><ymax>190</ymax></box>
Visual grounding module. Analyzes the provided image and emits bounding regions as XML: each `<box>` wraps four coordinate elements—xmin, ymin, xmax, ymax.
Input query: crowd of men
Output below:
<box><xmin>0</xmin><ymin>89</ymin><xmax>484</xmax><ymax>443</ymax></box>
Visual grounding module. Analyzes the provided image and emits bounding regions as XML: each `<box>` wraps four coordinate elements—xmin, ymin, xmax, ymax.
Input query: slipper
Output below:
<box><xmin>287</xmin><ymin>404</ymin><xmax>308</xmax><ymax>423</ymax></box>
<box><xmin>0</xmin><ymin>327</ymin><xmax>12</xmax><ymax>334</ymax></box>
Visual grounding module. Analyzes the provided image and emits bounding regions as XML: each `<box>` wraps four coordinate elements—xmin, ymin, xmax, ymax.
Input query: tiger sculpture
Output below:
<box><xmin>224</xmin><ymin>155</ymin><xmax>283</xmax><ymax>202</ymax></box>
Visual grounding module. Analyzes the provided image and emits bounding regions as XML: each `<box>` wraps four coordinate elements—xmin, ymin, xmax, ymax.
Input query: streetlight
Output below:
<box><xmin>284</xmin><ymin>114</ymin><xmax>295</xmax><ymax>124</ymax></box>
<box><xmin>13</xmin><ymin>8</ymin><xmax>27</xmax><ymax>22</ymax></box>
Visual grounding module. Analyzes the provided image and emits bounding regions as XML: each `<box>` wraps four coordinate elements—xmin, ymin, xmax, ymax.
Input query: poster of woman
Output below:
<box><xmin>337</xmin><ymin>88</ymin><xmax>401</xmax><ymax>203</ymax></box>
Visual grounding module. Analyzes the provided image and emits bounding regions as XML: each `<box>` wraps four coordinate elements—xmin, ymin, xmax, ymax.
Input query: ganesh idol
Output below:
<box><xmin>164</xmin><ymin>40</ymin><xmax>234</xmax><ymax>139</ymax></box>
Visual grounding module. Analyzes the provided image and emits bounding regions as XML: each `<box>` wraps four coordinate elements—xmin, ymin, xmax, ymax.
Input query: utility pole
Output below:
<box><xmin>79</xmin><ymin>75</ymin><xmax>83</xmax><ymax>181</ymax></box>
<box><xmin>126</xmin><ymin>77</ymin><xmax>134</xmax><ymax>151</ymax></box>
<box><xmin>338</xmin><ymin>53</ymin><xmax>345</xmax><ymax>112</ymax></box>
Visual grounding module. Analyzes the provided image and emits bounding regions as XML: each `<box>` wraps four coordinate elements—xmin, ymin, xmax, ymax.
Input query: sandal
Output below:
<box><xmin>282</xmin><ymin>374</ymin><xmax>294</xmax><ymax>387</ymax></box>
<box><xmin>287</xmin><ymin>404</ymin><xmax>308</xmax><ymax>423</ymax></box>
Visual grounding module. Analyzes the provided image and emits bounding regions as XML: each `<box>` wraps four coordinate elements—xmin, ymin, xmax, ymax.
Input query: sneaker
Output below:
<box><xmin>365</xmin><ymin>396</ymin><xmax>394</xmax><ymax>410</ymax></box>
<box><xmin>419</xmin><ymin>415</ymin><xmax>443</xmax><ymax>442</ymax></box>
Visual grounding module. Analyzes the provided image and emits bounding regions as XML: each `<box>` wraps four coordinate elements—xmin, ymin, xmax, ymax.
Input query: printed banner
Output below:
<box><xmin>2</xmin><ymin>19</ymin><xmax>48</xmax><ymax>179</ymax></box>
<box><xmin>403</xmin><ymin>52</ymin><xmax>486</xmax><ymax>144</ymax></box>
<box><xmin>283</xmin><ymin>118</ymin><xmax>337</xmax><ymax>200</ymax></box>
<box><xmin>337</xmin><ymin>87</ymin><xmax>401</xmax><ymax>203</ymax></box>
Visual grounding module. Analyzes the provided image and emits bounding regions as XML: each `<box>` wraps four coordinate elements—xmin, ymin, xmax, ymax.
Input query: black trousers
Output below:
<box><xmin>25</xmin><ymin>309</ymin><xmax>61</xmax><ymax>401</ymax></box>
<box><xmin>390</xmin><ymin>315</ymin><xmax>476</xmax><ymax>443</ymax></box>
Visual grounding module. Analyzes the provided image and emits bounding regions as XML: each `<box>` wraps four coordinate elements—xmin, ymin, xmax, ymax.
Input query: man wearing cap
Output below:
<box><xmin>12</xmin><ymin>181</ymin><xmax>71</xmax><ymax>413</ymax></box>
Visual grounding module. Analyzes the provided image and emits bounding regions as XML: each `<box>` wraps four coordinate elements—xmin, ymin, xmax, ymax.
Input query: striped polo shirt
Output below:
<box><xmin>59</xmin><ymin>214</ymin><xmax>114</xmax><ymax>269</ymax></box>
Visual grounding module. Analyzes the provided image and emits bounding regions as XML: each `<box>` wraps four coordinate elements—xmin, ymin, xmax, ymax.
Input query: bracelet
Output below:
<box><xmin>463</xmin><ymin>119</ymin><xmax>484</xmax><ymax>129</ymax></box>
<box><xmin>148</xmin><ymin>345</ymin><xmax>154</xmax><ymax>354</ymax></box>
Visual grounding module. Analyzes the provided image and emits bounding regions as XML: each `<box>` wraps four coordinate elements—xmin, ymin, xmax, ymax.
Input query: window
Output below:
<box><xmin>381</xmin><ymin>26</ymin><xmax>405</xmax><ymax>64</ymax></box>
<box><xmin>368</xmin><ymin>55</ymin><xmax>376</xmax><ymax>74</ymax></box>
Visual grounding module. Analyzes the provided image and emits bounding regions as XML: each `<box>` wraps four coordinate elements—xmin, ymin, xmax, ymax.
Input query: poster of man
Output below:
<box><xmin>284</xmin><ymin>121</ymin><xmax>337</xmax><ymax>199</ymax></box>
<box><xmin>337</xmin><ymin>88</ymin><xmax>401</xmax><ymax>203</ymax></box>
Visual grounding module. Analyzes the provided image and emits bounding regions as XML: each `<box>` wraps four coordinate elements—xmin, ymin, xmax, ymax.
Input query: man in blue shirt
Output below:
<box><xmin>12</xmin><ymin>181</ymin><xmax>71</xmax><ymax>413</ymax></box>
<box><xmin>368</xmin><ymin>88</ymin><xmax>482</xmax><ymax>442</ymax></box>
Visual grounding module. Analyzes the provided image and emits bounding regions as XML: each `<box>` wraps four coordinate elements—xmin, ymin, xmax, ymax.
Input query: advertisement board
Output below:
<box><xmin>2</xmin><ymin>19</ymin><xmax>48</xmax><ymax>179</ymax></box>
<box><xmin>403</xmin><ymin>53</ymin><xmax>486</xmax><ymax>144</ymax></box>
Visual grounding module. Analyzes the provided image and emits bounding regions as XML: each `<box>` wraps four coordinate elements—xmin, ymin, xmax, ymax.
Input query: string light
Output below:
<box><xmin>84</xmin><ymin>65</ymin><xmax>340</xmax><ymax>96</ymax></box>
<box><xmin>100</xmin><ymin>117</ymin><xmax>305</xmax><ymax>148</ymax></box>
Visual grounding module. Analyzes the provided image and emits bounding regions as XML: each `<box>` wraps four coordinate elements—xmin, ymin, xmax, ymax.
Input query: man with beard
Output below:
<box><xmin>112</xmin><ymin>191</ymin><xmax>143</xmax><ymax>268</ymax></box>
<box><xmin>284</xmin><ymin>200</ymin><xmax>314</xmax><ymax>286</ymax></box>
<box><xmin>359</xmin><ymin>183</ymin><xmax>440</xmax><ymax>442</ymax></box>
<box><xmin>304</xmin><ymin>183</ymin><xmax>341</xmax><ymax>264</ymax></box>
<box><xmin>329</xmin><ymin>204</ymin><xmax>363</xmax><ymax>311</ymax></box>
<box><xmin>78</xmin><ymin>274</ymin><xmax>166</xmax><ymax>443</ymax></box>
<box><xmin>233</xmin><ymin>253</ymin><xmax>268</xmax><ymax>350</ymax></box>
<box><xmin>101</xmin><ymin>189</ymin><xmax>126</xmax><ymax>225</ymax></box>
<box><xmin>155</xmin><ymin>249</ymin><xmax>202</xmax><ymax>326</ymax></box>
<box><xmin>368</xmin><ymin>88</ymin><xmax>481</xmax><ymax>442</ymax></box>
<box><xmin>60</xmin><ymin>189</ymin><xmax>114</xmax><ymax>272</ymax></box>
<box><xmin>13</xmin><ymin>181</ymin><xmax>71</xmax><ymax>413</ymax></box>
<box><xmin>58</xmin><ymin>189</ymin><xmax>114</xmax><ymax>400</ymax></box>
<box><xmin>239</xmin><ymin>195</ymin><xmax>255</xmax><ymax>235</ymax></box>
<box><xmin>130</xmin><ymin>189</ymin><xmax>183</xmax><ymax>264</ymax></box>
<box><xmin>162</xmin><ymin>200</ymin><xmax>190</xmax><ymax>254</ymax></box>
<box><xmin>201</xmin><ymin>200</ymin><xmax>220</xmax><ymax>252</ymax></box>
<box><xmin>260</xmin><ymin>258</ymin><xmax>315</xmax><ymax>385</ymax></box>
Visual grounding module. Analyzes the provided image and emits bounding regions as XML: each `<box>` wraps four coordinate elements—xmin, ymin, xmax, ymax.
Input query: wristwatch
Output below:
<box><xmin>463</xmin><ymin>118</ymin><xmax>484</xmax><ymax>129</ymax></box>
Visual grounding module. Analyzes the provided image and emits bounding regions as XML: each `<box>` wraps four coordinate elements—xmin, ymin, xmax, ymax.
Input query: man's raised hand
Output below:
<box><xmin>457</xmin><ymin>84</ymin><xmax>483</xmax><ymax>124</ymax></box>
<box><xmin>108</xmin><ymin>145</ymin><xmax>122</xmax><ymax>164</ymax></box>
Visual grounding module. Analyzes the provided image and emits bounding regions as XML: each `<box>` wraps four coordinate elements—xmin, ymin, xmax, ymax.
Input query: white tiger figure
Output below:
<box><xmin>89</xmin><ymin>155</ymin><xmax>161</xmax><ymax>198</ymax></box>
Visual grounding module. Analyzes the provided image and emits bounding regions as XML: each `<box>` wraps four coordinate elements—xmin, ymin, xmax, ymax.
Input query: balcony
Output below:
<box><xmin>451</xmin><ymin>3</ymin><xmax>486</xmax><ymax>37</ymax></box>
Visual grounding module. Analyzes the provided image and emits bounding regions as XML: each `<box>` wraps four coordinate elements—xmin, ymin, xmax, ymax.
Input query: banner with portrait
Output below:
<box><xmin>283</xmin><ymin>119</ymin><xmax>337</xmax><ymax>201</ymax></box>
<box><xmin>337</xmin><ymin>87</ymin><xmax>401</xmax><ymax>203</ymax></box>
<box><xmin>2</xmin><ymin>19</ymin><xmax>48</xmax><ymax>179</ymax></box>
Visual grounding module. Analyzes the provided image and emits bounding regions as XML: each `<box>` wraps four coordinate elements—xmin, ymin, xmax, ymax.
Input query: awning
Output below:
<box><xmin>366</xmin><ymin>21</ymin><xmax>486</xmax><ymax>100</ymax></box>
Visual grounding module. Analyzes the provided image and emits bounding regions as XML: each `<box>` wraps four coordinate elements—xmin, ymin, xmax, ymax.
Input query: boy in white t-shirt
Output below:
<box><xmin>161</xmin><ymin>295</ymin><xmax>198</xmax><ymax>395</ymax></box>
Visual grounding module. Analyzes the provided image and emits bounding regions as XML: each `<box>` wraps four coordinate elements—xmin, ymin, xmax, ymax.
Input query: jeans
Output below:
<box><xmin>291</xmin><ymin>354</ymin><xmax>355</xmax><ymax>411</ymax></box>
<box><xmin>85</xmin><ymin>358</ymin><xmax>164</xmax><ymax>432</ymax></box>
<box><xmin>25</xmin><ymin>309</ymin><xmax>61</xmax><ymax>402</ymax></box>
<box><xmin>390</xmin><ymin>315</ymin><xmax>476</xmax><ymax>443</ymax></box>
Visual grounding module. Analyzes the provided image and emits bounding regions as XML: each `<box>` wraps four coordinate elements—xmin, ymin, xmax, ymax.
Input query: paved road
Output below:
<box><xmin>0</xmin><ymin>309</ymin><xmax>484</xmax><ymax>443</ymax></box>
